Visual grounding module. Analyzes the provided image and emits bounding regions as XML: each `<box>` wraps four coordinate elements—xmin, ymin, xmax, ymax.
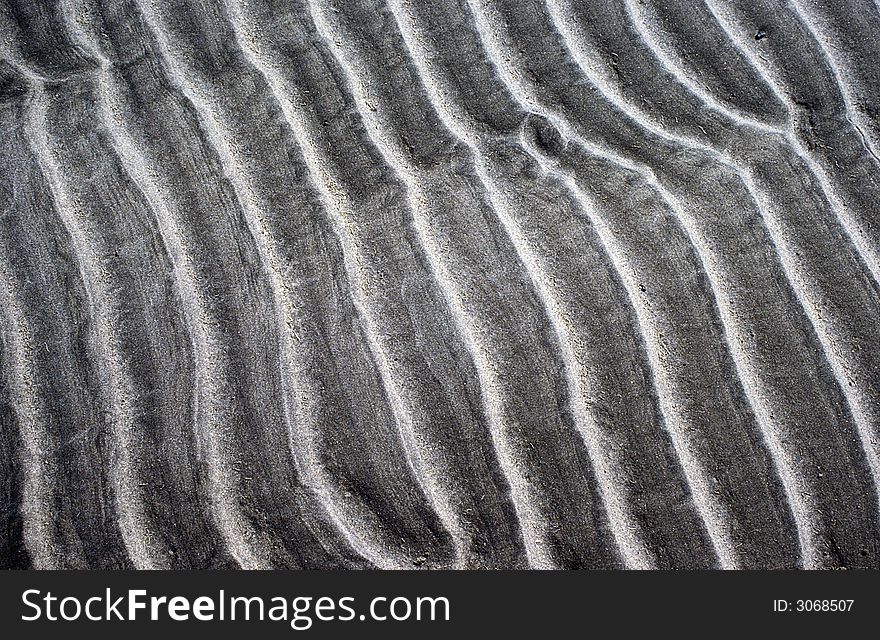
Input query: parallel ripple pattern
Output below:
<box><xmin>2</xmin><ymin>0</ymin><xmax>880</xmax><ymax>569</ymax></box>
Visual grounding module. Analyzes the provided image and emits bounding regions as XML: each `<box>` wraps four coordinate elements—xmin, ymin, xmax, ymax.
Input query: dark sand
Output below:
<box><xmin>1</xmin><ymin>0</ymin><xmax>879</xmax><ymax>569</ymax></box>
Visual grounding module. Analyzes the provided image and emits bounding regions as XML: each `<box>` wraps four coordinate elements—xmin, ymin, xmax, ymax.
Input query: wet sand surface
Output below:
<box><xmin>1</xmin><ymin>0</ymin><xmax>879</xmax><ymax>569</ymax></box>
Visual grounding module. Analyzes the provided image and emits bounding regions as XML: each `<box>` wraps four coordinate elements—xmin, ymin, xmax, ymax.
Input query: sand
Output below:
<box><xmin>1</xmin><ymin>0</ymin><xmax>879</xmax><ymax>569</ymax></box>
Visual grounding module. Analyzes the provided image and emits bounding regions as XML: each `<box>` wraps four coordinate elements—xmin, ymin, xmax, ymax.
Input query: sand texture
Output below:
<box><xmin>2</xmin><ymin>0</ymin><xmax>880</xmax><ymax>569</ymax></box>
